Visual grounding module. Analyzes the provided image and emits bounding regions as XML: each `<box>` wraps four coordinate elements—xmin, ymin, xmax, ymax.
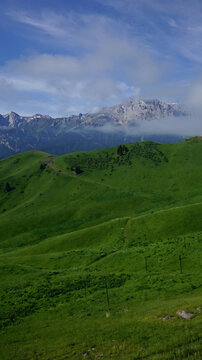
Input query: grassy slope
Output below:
<box><xmin>0</xmin><ymin>138</ymin><xmax>201</xmax><ymax>359</ymax></box>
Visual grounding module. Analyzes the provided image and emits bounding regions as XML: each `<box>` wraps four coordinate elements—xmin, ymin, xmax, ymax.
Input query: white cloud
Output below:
<box><xmin>0</xmin><ymin>10</ymin><xmax>163</xmax><ymax>116</ymax></box>
<box><xmin>185</xmin><ymin>75</ymin><xmax>202</xmax><ymax>114</ymax></box>
<box><xmin>168</xmin><ymin>19</ymin><xmax>178</xmax><ymax>28</ymax></box>
<box><xmin>0</xmin><ymin>77</ymin><xmax>25</xmax><ymax>102</ymax></box>
<box><xmin>3</xmin><ymin>2</ymin><xmax>202</xmax><ymax>118</ymax></box>
<box><xmin>6</xmin><ymin>10</ymin><xmax>68</xmax><ymax>38</ymax></box>
<box><xmin>99</xmin><ymin>0</ymin><xmax>202</xmax><ymax>64</ymax></box>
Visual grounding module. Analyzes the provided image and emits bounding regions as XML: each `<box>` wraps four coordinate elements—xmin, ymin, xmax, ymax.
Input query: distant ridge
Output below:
<box><xmin>0</xmin><ymin>97</ymin><xmax>186</xmax><ymax>129</ymax></box>
<box><xmin>0</xmin><ymin>97</ymin><xmax>188</xmax><ymax>159</ymax></box>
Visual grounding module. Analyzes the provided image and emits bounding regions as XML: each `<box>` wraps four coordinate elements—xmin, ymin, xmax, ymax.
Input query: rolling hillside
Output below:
<box><xmin>0</xmin><ymin>137</ymin><xmax>201</xmax><ymax>359</ymax></box>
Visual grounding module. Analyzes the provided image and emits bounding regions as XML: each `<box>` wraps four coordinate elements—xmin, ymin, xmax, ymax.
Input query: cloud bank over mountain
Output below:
<box><xmin>98</xmin><ymin>116</ymin><xmax>201</xmax><ymax>138</ymax></box>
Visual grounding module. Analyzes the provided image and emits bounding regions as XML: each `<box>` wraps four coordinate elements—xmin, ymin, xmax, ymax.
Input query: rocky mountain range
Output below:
<box><xmin>0</xmin><ymin>97</ymin><xmax>187</xmax><ymax>159</ymax></box>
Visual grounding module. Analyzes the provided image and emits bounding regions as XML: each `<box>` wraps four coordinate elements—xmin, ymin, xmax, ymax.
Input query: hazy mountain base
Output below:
<box><xmin>0</xmin><ymin>138</ymin><xmax>201</xmax><ymax>359</ymax></box>
<box><xmin>0</xmin><ymin>125</ymin><xmax>184</xmax><ymax>160</ymax></box>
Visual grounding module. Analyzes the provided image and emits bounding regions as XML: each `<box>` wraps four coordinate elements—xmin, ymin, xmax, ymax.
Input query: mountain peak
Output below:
<box><xmin>100</xmin><ymin>97</ymin><xmax>185</xmax><ymax>125</ymax></box>
<box><xmin>9</xmin><ymin>111</ymin><xmax>19</xmax><ymax>116</ymax></box>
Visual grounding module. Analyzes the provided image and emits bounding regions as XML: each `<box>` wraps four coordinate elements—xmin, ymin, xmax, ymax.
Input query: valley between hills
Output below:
<box><xmin>0</xmin><ymin>137</ymin><xmax>201</xmax><ymax>359</ymax></box>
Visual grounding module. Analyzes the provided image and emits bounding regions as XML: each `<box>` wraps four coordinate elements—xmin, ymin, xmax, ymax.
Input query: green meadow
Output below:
<box><xmin>0</xmin><ymin>138</ymin><xmax>201</xmax><ymax>359</ymax></box>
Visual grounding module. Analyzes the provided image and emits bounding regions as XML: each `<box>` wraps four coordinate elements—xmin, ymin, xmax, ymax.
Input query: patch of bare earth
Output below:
<box><xmin>43</xmin><ymin>156</ymin><xmax>56</xmax><ymax>164</ymax></box>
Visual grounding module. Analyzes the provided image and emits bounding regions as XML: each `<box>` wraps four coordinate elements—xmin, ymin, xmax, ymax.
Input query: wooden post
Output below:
<box><xmin>105</xmin><ymin>277</ymin><xmax>110</xmax><ymax>308</ymax></box>
<box><xmin>145</xmin><ymin>256</ymin><xmax>148</xmax><ymax>273</ymax></box>
<box><xmin>84</xmin><ymin>280</ymin><xmax>87</xmax><ymax>298</ymax></box>
<box><xmin>179</xmin><ymin>255</ymin><xmax>182</xmax><ymax>274</ymax></box>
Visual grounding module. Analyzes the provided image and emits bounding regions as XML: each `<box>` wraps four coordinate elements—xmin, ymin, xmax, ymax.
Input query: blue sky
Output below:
<box><xmin>0</xmin><ymin>0</ymin><xmax>202</xmax><ymax>116</ymax></box>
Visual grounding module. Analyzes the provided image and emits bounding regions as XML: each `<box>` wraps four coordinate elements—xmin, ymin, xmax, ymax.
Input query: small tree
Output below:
<box><xmin>117</xmin><ymin>145</ymin><xmax>123</xmax><ymax>156</ymax></box>
<box><xmin>40</xmin><ymin>163</ymin><xmax>46</xmax><ymax>171</ymax></box>
<box><xmin>122</xmin><ymin>144</ymin><xmax>129</xmax><ymax>153</ymax></box>
<box><xmin>75</xmin><ymin>166</ymin><xmax>83</xmax><ymax>175</ymax></box>
<box><xmin>4</xmin><ymin>182</ymin><xmax>13</xmax><ymax>193</ymax></box>
<box><xmin>117</xmin><ymin>144</ymin><xmax>129</xmax><ymax>156</ymax></box>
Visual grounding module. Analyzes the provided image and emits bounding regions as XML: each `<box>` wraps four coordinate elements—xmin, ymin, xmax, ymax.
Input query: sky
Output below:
<box><xmin>0</xmin><ymin>0</ymin><xmax>202</xmax><ymax>116</ymax></box>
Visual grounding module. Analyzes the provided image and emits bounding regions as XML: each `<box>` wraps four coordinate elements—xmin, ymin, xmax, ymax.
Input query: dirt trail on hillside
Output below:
<box><xmin>27</xmin><ymin>198</ymin><xmax>201</xmax><ymax>243</ymax></box>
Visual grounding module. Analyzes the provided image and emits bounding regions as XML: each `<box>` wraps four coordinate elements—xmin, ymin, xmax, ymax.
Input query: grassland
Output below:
<box><xmin>0</xmin><ymin>138</ymin><xmax>201</xmax><ymax>359</ymax></box>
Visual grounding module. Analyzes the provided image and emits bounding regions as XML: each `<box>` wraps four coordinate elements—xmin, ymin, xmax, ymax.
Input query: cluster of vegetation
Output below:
<box><xmin>0</xmin><ymin>272</ymin><xmax>130</xmax><ymax>329</ymax></box>
<box><xmin>130</xmin><ymin>141</ymin><xmax>169</xmax><ymax>164</ymax></box>
<box><xmin>64</xmin><ymin>142</ymin><xmax>168</xmax><ymax>179</ymax></box>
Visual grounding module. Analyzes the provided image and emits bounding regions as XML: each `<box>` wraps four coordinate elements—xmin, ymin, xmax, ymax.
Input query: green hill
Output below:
<box><xmin>0</xmin><ymin>138</ymin><xmax>201</xmax><ymax>359</ymax></box>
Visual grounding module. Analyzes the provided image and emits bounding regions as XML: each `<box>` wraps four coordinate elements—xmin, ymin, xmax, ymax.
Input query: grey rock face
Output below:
<box><xmin>100</xmin><ymin>98</ymin><xmax>186</xmax><ymax>125</ymax></box>
<box><xmin>176</xmin><ymin>310</ymin><xmax>193</xmax><ymax>319</ymax></box>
